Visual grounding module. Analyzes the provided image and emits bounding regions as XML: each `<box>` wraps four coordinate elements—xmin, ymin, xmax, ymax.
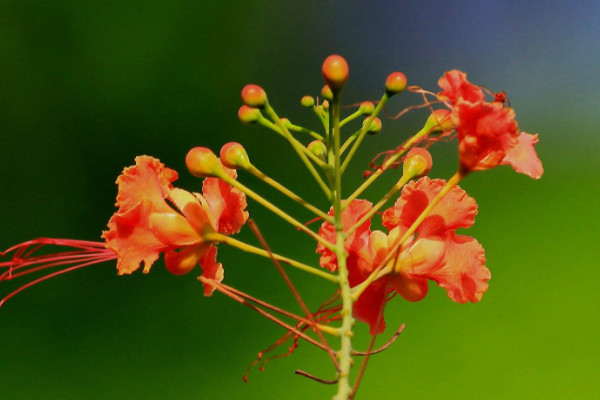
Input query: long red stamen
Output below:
<box><xmin>0</xmin><ymin>238</ymin><xmax>116</xmax><ymax>306</ymax></box>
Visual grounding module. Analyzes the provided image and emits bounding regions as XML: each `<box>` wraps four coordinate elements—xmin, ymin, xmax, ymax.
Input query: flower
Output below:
<box><xmin>317</xmin><ymin>177</ymin><xmax>490</xmax><ymax>334</ymax></box>
<box><xmin>102</xmin><ymin>155</ymin><xmax>248</xmax><ymax>295</ymax></box>
<box><xmin>438</xmin><ymin>70</ymin><xmax>543</xmax><ymax>178</ymax></box>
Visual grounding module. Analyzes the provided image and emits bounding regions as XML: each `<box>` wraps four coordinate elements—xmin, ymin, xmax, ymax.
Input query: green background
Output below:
<box><xmin>1</xmin><ymin>1</ymin><xmax>598</xmax><ymax>399</ymax></box>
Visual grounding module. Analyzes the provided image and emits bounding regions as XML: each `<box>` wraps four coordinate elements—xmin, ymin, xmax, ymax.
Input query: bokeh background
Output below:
<box><xmin>1</xmin><ymin>1</ymin><xmax>599</xmax><ymax>399</ymax></box>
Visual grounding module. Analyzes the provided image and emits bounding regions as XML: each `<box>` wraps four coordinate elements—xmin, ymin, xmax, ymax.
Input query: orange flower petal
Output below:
<box><xmin>198</xmin><ymin>245</ymin><xmax>223</xmax><ymax>297</ymax></box>
<box><xmin>501</xmin><ymin>132</ymin><xmax>544</xmax><ymax>179</ymax></box>
<box><xmin>103</xmin><ymin>199</ymin><xmax>167</xmax><ymax>275</ymax></box>
<box><xmin>114</xmin><ymin>156</ymin><xmax>178</xmax><ymax>213</ymax></box>
<box><xmin>438</xmin><ymin>70</ymin><xmax>484</xmax><ymax>105</ymax></box>
<box><xmin>425</xmin><ymin>234</ymin><xmax>490</xmax><ymax>303</ymax></box>
<box><xmin>382</xmin><ymin>177</ymin><xmax>477</xmax><ymax>236</ymax></box>
<box><xmin>453</xmin><ymin>100</ymin><xmax>519</xmax><ymax>173</ymax></box>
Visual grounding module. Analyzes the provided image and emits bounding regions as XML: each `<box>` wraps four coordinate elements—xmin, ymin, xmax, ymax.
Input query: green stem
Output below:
<box><xmin>341</xmin><ymin>94</ymin><xmax>389</xmax><ymax>173</ymax></box>
<box><xmin>351</xmin><ymin>172</ymin><xmax>463</xmax><ymax>301</ymax></box>
<box><xmin>287</xmin><ymin>121</ymin><xmax>325</xmax><ymax>141</ymax></box>
<box><xmin>264</xmin><ymin>103</ymin><xmax>331</xmax><ymax>197</ymax></box>
<box><xmin>342</xmin><ymin>125</ymin><xmax>430</xmax><ymax>210</ymax></box>
<box><xmin>207</xmin><ymin>233</ymin><xmax>339</xmax><ymax>284</ymax></box>
<box><xmin>330</xmin><ymin>93</ymin><xmax>354</xmax><ymax>400</ymax></box>
<box><xmin>345</xmin><ymin>172</ymin><xmax>413</xmax><ymax>237</ymax></box>
<box><xmin>217</xmin><ymin>173</ymin><xmax>335</xmax><ymax>250</ymax></box>
<box><xmin>257</xmin><ymin>116</ymin><xmax>330</xmax><ymax>170</ymax></box>
<box><xmin>246</xmin><ymin>165</ymin><xmax>332</xmax><ymax>222</ymax></box>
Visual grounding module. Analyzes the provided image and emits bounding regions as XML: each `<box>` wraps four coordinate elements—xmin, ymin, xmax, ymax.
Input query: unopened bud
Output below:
<box><xmin>238</xmin><ymin>105</ymin><xmax>261</xmax><ymax>124</ymax></box>
<box><xmin>186</xmin><ymin>147</ymin><xmax>223</xmax><ymax>177</ymax></box>
<box><xmin>301</xmin><ymin>95</ymin><xmax>315</xmax><ymax>108</ymax></box>
<box><xmin>363</xmin><ymin>117</ymin><xmax>382</xmax><ymax>135</ymax></box>
<box><xmin>360</xmin><ymin>101</ymin><xmax>375</xmax><ymax>115</ymax></box>
<box><xmin>220</xmin><ymin>142</ymin><xmax>250</xmax><ymax>170</ymax></box>
<box><xmin>307</xmin><ymin>140</ymin><xmax>327</xmax><ymax>161</ymax></box>
<box><xmin>425</xmin><ymin>109</ymin><xmax>453</xmax><ymax>133</ymax></box>
<box><xmin>403</xmin><ymin>148</ymin><xmax>433</xmax><ymax>177</ymax></box>
<box><xmin>385</xmin><ymin>72</ymin><xmax>407</xmax><ymax>95</ymax></box>
<box><xmin>322</xmin><ymin>100</ymin><xmax>329</xmax><ymax>110</ymax></box>
<box><xmin>322</xmin><ymin>55</ymin><xmax>349</xmax><ymax>91</ymax></box>
<box><xmin>321</xmin><ymin>85</ymin><xmax>334</xmax><ymax>101</ymax></box>
<box><xmin>241</xmin><ymin>84</ymin><xmax>267</xmax><ymax>108</ymax></box>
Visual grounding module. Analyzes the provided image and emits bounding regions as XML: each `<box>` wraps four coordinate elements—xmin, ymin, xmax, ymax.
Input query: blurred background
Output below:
<box><xmin>1</xmin><ymin>1</ymin><xmax>599</xmax><ymax>399</ymax></box>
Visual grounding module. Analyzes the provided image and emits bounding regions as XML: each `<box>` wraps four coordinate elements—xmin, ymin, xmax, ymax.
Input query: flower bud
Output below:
<box><xmin>238</xmin><ymin>105</ymin><xmax>261</xmax><ymax>124</ymax></box>
<box><xmin>385</xmin><ymin>72</ymin><xmax>407</xmax><ymax>95</ymax></box>
<box><xmin>424</xmin><ymin>109</ymin><xmax>453</xmax><ymax>133</ymax></box>
<box><xmin>220</xmin><ymin>142</ymin><xmax>251</xmax><ymax>170</ymax></box>
<box><xmin>363</xmin><ymin>117</ymin><xmax>382</xmax><ymax>135</ymax></box>
<box><xmin>322</xmin><ymin>54</ymin><xmax>349</xmax><ymax>91</ymax></box>
<box><xmin>301</xmin><ymin>95</ymin><xmax>315</xmax><ymax>108</ymax></box>
<box><xmin>321</xmin><ymin>85</ymin><xmax>334</xmax><ymax>101</ymax></box>
<box><xmin>307</xmin><ymin>140</ymin><xmax>327</xmax><ymax>161</ymax></box>
<box><xmin>360</xmin><ymin>101</ymin><xmax>375</xmax><ymax>115</ymax></box>
<box><xmin>186</xmin><ymin>147</ymin><xmax>223</xmax><ymax>177</ymax></box>
<box><xmin>241</xmin><ymin>84</ymin><xmax>267</xmax><ymax>108</ymax></box>
<box><xmin>403</xmin><ymin>148</ymin><xmax>433</xmax><ymax>177</ymax></box>
<box><xmin>322</xmin><ymin>100</ymin><xmax>329</xmax><ymax>110</ymax></box>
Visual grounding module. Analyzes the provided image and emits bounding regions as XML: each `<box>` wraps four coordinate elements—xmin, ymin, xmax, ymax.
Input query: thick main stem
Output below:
<box><xmin>331</xmin><ymin>95</ymin><xmax>355</xmax><ymax>400</ymax></box>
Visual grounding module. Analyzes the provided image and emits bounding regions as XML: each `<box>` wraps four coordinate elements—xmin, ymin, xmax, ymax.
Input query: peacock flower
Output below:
<box><xmin>438</xmin><ymin>70</ymin><xmax>543</xmax><ymax>178</ymax></box>
<box><xmin>102</xmin><ymin>155</ymin><xmax>248</xmax><ymax>295</ymax></box>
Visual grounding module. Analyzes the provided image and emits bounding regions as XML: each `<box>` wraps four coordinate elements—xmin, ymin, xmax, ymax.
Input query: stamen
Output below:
<box><xmin>0</xmin><ymin>238</ymin><xmax>116</xmax><ymax>306</ymax></box>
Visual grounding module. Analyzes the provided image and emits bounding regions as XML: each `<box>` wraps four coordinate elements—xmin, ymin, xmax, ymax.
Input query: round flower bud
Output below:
<box><xmin>321</xmin><ymin>85</ymin><xmax>334</xmax><ymax>101</ymax></box>
<box><xmin>307</xmin><ymin>140</ymin><xmax>327</xmax><ymax>161</ymax></box>
<box><xmin>238</xmin><ymin>105</ymin><xmax>261</xmax><ymax>124</ymax></box>
<box><xmin>425</xmin><ymin>109</ymin><xmax>454</xmax><ymax>133</ymax></box>
<box><xmin>186</xmin><ymin>147</ymin><xmax>223</xmax><ymax>177</ymax></box>
<box><xmin>403</xmin><ymin>148</ymin><xmax>433</xmax><ymax>177</ymax></box>
<box><xmin>363</xmin><ymin>117</ymin><xmax>382</xmax><ymax>135</ymax></box>
<box><xmin>322</xmin><ymin>100</ymin><xmax>329</xmax><ymax>110</ymax></box>
<box><xmin>385</xmin><ymin>72</ymin><xmax>407</xmax><ymax>95</ymax></box>
<box><xmin>322</xmin><ymin>55</ymin><xmax>349</xmax><ymax>91</ymax></box>
<box><xmin>301</xmin><ymin>95</ymin><xmax>315</xmax><ymax>108</ymax></box>
<box><xmin>360</xmin><ymin>101</ymin><xmax>375</xmax><ymax>115</ymax></box>
<box><xmin>241</xmin><ymin>84</ymin><xmax>267</xmax><ymax>108</ymax></box>
<box><xmin>220</xmin><ymin>142</ymin><xmax>251</xmax><ymax>170</ymax></box>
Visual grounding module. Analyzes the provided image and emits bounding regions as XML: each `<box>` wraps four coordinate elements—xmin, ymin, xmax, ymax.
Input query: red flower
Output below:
<box><xmin>317</xmin><ymin>178</ymin><xmax>490</xmax><ymax>334</ymax></box>
<box><xmin>102</xmin><ymin>156</ymin><xmax>248</xmax><ymax>295</ymax></box>
<box><xmin>438</xmin><ymin>70</ymin><xmax>485</xmax><ymax>105</ymax></box>
<box><xmin>438</xmin><ymin>70</ymin><xmax>543</xmax><ymax>178</ymax></box>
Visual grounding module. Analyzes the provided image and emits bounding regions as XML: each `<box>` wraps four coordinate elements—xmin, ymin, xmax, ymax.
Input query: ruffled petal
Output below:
<box><xmin>453</xmin><ymin>100</ymin><xmax>519</xmax><ymax>172</ymax></box>
<box><xmin>438</xmin><ymin>70</ymin><xmax>484</xmax><ymax>105</ymax></box>
<box><xmin>425</xmin><ymin>234</ymin><xmax>490</xmax><ymax>303</ymax></box>
<box><xmin>114</xmin><ymin>156</ymin><xmax>178</xmax><ymax>213</ymax></box>
<box><xmin>501</xmin><ymin>132</ymin><xmax>544</xmax><ymax>179</ymax></box>
<box><xmin>103</xmin><ymin>199</ymin><xmax>168</xmax><ymax>274</ymax></box>
<box><xmin>202</xmin><ymin>167</ymin><xmax>249</xmax><ymax>235</ymax></box>
<box><xmin>198</xmin><ymin>245</ymin><xmax>223</xmax><ymax>296</ymax></box>
<box><xmin>382</xmin><ymin>177</ymin><xmax>477</xmax><ymax>236</ymax></box>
